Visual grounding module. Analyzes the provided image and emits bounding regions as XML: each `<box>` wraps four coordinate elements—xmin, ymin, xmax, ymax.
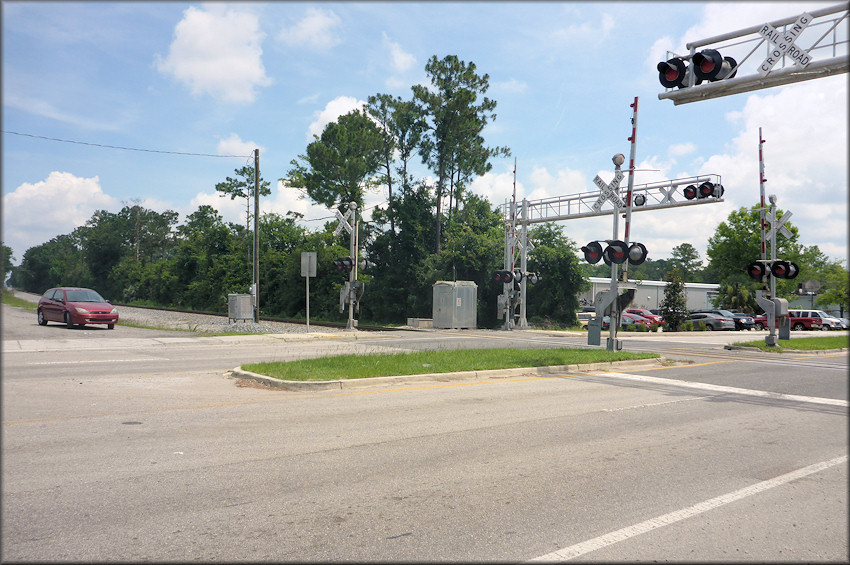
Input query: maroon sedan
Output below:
<box><xmin>37</xmin><ymin>287</ymin><xmax>119</xmax><ymax>329</ymax></box>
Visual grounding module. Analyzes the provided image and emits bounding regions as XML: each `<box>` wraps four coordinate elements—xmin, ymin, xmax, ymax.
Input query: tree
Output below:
<box><xmin>285</xmin><ymin>109</ymin><xmax>385</xmax><ymax>212</ymax></box>
<box><xmin>659</xmin><ymin>268</ymin><xmax>689</xmax><ymax>331</ymax></box>
<box><xmin>669</xmin><ymin>243</ymin><xmax>703</xmax><ymax>281</ymax></box>
<box><xmin>713</xmin><ymin>278</ymin><xmax>758</xmax><ymax>313</ymax></box>
<box><xmin>413</xmin><ymin>54</ymin><xmax>510</xmax><ymax>253</ymax></box>
<box><xmin>705</xmin><ymin>204</ymin><xmax>801</xmax><ymax>301</ymax></box>
<box><xmin>2</xmin><ymin>242</ymin><xmax>13</xmax><ymax>284</ymax></box>
<box><xmin>813</xmin><ymin>258</ymin><xmax>849</xmax><ymax>316</ymax></box>
<box><xmin>215</xmin><ymin>166</ymin><xmax>272</xmax><ymax>232</ymax></box>
<box><xmin>526</xmin><ymin>223</ymin><xmax>587</xmax><ymax>326</ymax></box>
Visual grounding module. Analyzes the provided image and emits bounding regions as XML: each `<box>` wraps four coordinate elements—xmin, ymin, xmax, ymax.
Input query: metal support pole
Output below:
<box><xmin>347</xmin><ymin>202</ymin><xmax>358</xmax><ymax>331</ymax></box>
<box><xmin>607</xmin><ymin>157</ymin><xmax>623</xmax><ymax>351</ymax></box>
<box><xmin>253</xmin><ymin>148</ymin><xmax>260</xmax><ymax>323</ymax></box>
<box><xmin>621</xmin><ymin>96</ymin><xmax>639</xmax><ymax>282</ymax></box>
<box><xmin>518</xmin><ymin>199</ymin><xmax>529</xmax><ymax>328</ymax></box>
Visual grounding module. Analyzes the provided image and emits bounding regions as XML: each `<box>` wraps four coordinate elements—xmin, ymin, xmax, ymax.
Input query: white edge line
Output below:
<box><xmin>529</xmin><ymin>454</ymin><xmax>848</xmax><ymax>562</ymax></box>
<box><xmin>593</xmin><ymin>371</ymin><xmax>849</xmax><ymax>407</ymax></box>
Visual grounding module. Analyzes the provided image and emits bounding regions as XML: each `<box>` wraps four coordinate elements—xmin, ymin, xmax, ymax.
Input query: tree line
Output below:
<box><xmin>4</xmin><ymin>54</ymin><xmax>847</xmax><ymax>324</ymax></box>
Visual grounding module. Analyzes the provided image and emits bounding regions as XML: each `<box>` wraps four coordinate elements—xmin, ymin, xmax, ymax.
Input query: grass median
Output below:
<box><xmin>242</xmin><ymin>348</ymin><xmax>659</xmax><ymax>382</ymax></box>
<box><xmin>732</xmin><ymin>335</ymin><xmax>849</xmax><ymax>352</ymax></box>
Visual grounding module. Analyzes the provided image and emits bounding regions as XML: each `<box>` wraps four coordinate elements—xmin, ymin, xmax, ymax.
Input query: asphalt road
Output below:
<box><xmin>2</xmin><ymin>302</ymin><xmax>847</xmax><ymax>561</ymax></box>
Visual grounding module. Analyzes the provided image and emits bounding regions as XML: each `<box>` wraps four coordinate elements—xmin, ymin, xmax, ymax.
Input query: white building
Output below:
<box><xmin>579</xmin><ymin>277</ymin><xmax>720</xmax><ymax>312</ymax></box>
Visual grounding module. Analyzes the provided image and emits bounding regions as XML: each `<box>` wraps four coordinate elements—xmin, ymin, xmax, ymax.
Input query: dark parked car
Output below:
<box><xmin>693</xmin><ymin>309</ymin><xmax>754</xmax><ymax>330</ymax></box>
<box><xmin>37</xmin><ymin>287</ymin><xmax>119</xmax><ymax>329</ymax></box>
<box><xmin>684</xmin><ymin>312</ymin><xmax>735</xmax><ymax>331</ymax></box>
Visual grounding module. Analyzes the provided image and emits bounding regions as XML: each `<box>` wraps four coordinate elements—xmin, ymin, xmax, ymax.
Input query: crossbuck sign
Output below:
<box><xmin>757</xmin><ymin>12</ymin><xmax>813</xmax><ymax>76</ymax></box>
<box><xmin>592</xmin><ymin>170</ymin><xmax>625</xmax><ymax>212</ymax></box>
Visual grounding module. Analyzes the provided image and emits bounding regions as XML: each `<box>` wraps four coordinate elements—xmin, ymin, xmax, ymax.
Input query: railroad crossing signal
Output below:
<box><xmin>748</xmin><ymin>259</ymin><xmax>799</xmax><ymax>283</ymax></box>
<box><xmin>582</xmin><ymin>240</ymin><xmax>647</xmax><ymax>266</ymax></box>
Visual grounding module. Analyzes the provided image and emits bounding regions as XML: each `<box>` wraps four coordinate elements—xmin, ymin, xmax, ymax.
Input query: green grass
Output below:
<box><xmin>2</xmin><ymin>289</ymin><xmax>37</xmax><ymax>312</ymax></box>
<box><xmin>243</xmin><ymin>347</ymin><xmax>659</xmax><ymax>381</ymax></box>
<box><xmin>732</xmin><ymin>335</ymin><xmax>849</xmax><ymax>352</ymax></box>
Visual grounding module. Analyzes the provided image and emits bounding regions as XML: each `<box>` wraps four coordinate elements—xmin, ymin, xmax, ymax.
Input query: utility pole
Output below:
<box><xmin>253</xmin><ymin>148</ymin><xmax>260</xmax><ymax>323</ymax></box>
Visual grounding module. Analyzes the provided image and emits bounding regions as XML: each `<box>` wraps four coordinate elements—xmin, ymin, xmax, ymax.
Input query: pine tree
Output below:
<box><xmin>660</xmin><ymin>267</ymin><xmax>689</xmax><ymax>331</ymax></box>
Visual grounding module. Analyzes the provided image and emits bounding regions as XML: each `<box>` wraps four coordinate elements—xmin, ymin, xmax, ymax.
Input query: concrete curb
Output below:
<box><xmin>228</xmin><ymin>357</ymin><xmax>664</xmax><ymax>391</ymax></box>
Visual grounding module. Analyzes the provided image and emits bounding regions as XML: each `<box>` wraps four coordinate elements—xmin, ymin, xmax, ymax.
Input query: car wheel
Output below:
<box><xmin>793</xmin><ymin>323</ymin><xmax>804</xmax><ymax>331</ymax></box>
<box><xmin>107</xmin><ymin>323</ymin><xmax>115</xmax><ymax>330</ymax></box>
<box><xmin>37</xmin><ymin>310</ymin><xmax>48</xmax><ymax>326</ymax></box>
<box><xmin>821</xmin><ymin>325</ymin><xmax>830</xmax><ymax>331</ymax></box>
<box><xmin>705</xmin><ymin>324</ymin><xmax>713</xmax><ymax>331</ymax></box>
<box><xmin>755</xmin><ymin>322</ymin><xmax>764</xmax><ymax>330</ymax></box>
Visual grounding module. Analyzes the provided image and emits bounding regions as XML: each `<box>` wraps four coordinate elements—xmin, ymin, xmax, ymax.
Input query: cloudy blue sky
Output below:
<box><xmin>3</xmin><ymin>1</ymin><xmax>847</xmax><ymax>273</ymax></box>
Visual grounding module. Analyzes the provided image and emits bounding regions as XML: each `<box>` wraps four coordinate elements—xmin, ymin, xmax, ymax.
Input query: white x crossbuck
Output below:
<box><xmin>592</xmin><ymin>170</ymin><xmax>625</xmax><ymax>212</ymax></box>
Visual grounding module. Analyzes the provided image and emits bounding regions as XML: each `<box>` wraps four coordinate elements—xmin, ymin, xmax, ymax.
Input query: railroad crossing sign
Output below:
<box><xmin>592</xmin><ymin>170</ymin><xmax>625</xmax><ymax>212</ymax></box>
<box><xmin>757</xmin><ymin>12</ymin><xmax>813</xmax><ymax>76</ymax></box>
<box><xmin>765</xmin><ymin>208</ymin><xmax>793</xmax><ymax>242</ymax></box>
<box><xmin>333</xmin><ymin>205</ymin><xmax>355</xmax><ymax>236</ymax></box>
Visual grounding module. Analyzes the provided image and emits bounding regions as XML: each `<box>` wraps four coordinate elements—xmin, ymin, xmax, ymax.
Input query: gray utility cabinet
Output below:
<box><xmin>432</xmin><ymin>281</ymin><xmax>477</xmax><ymax>329</ymax></box>
<box><xmin>228</xmin><ymin>294</ymin><xmax>253</xmax><ymax>323</ymax></box>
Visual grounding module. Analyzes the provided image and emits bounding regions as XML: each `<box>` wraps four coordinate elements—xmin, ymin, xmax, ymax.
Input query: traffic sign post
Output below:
<box><xmin>301</xmin><ymin>252</ymin><xmax>317</xmax><ymax>332</ymax></box>
<box><xmin>333</xmin><ymin>202</ymin><xmax>360</xmax><ymax>330</ymax></box>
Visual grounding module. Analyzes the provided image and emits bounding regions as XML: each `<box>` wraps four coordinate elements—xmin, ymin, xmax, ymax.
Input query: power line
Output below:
<box><xmin>2</xmin><ymin>130</ymin><xmax>252</xmax><ymax>158</ymax></box>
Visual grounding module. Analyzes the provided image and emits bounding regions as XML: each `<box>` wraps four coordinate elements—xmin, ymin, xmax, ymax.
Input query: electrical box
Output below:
<box><xmin>228</xmin><ymin>294</ymin><xmax>253</xmax><ymax>323</ymax></box>
<box><xmin>433</xmin><ymin>281</ymin><xmax>477</xmax><ymax>329</ymax></box>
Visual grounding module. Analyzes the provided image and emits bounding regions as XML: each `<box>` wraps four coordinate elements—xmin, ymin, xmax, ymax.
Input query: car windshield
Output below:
<box><xmin>65</xmin><ymin>289</ymin><xmax>106</xmax><ymax>302</ymax></box>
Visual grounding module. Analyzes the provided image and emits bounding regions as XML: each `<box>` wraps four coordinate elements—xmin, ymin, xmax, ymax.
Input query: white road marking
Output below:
<box><xmin>529</xmin><ymin>455</ymin><xmax>848</xmax><ymax>562</ymax></box>
<box><xmin>28</xmin><ymin>358</ymin><xmax>164</xmax><ymax>365</ymax></box>
<box><xmin>594</xmin><ymin>371</ymin><xmax>848</xmax><ymax>407</ymax></box>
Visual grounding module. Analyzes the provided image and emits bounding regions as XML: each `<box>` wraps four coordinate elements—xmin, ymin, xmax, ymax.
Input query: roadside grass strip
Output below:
<box><xmin>732</xmin><ymin>335</ymin><xmax>849</xmax><ymax>352</ymax></box>
<box><xmin>243</xmin><ymin>348</ymin><xmax>658</xmax><ymax>381</ymax></box>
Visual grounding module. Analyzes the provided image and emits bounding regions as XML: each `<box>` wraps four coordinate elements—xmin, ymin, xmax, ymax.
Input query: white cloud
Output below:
<box><xmin>155</xmin><ymin>5</ymin><xmax>271</xmax><ymax>104</ymax></box>
<box><xmin>493</xmin><ymin>78</ymin><xmax>529</xmax><ymax>94</ymax></box>
<box><xmin>277</xmin><ymin>7</ymin><xmax>342</xmax><ymax>50</ymax></box>
<box><xmin>668</xmin><ymin>142</ymin><xmax>696</xmax><ymax>157</ymax></box>
<box><xmin>187</xmin><ymin>190</ymin><xmax>251</xmax><ymax>229</ymax></box>
<box><xmin>2</xmin><ymin>172</ymin><xmax>118</xmax><ymax>261</ymax></box>
<box><xmin>382</xmin><ymin>32</ymin><xmax>415</xmax><ymax>73</ymax></box>
<box><xmin>306</xmin><ymin>96</ymin><xmax>367</xmax><ymax>141</ymax></box>
<box><xmin>216</xmin><ymin>133</ymin><xmax>262</xmax><ymax>157</ymax></box>
<box><xmin>551</xmin><ymin>12</ymin><xmax>615</xmax><ymax>44</ymax></box>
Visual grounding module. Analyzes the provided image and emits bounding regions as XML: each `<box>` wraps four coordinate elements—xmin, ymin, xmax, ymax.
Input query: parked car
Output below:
<box><xmin>840</xmin><ymin>318</ymin><xmax>850</xmax><ymax>329</ymax></box>
<box><xmin>788</xmin><ymin>310</ymin><xmax>824</xmax><ymax>331</ymax></box>
<box><xmin>625</xmin><ymin>308</ymin><xmax>665</xmax><ymax>326</ymax></box>
<box><xmin>577</xmin><ymin>311</ymin><xmax>596</xmax><ymax>329</ymax></box>
<box><xmin>692</xmin><ymin>309</ymin><xmax>754</xmax><ymax>331</ymax></box>
<box><xmin>683</xmin><ymin>312</ymin><xmax>735</xmax><ymax>331</ymax></box>
<box><xmin>37</xmin><ymin>287</ymin><xmax>119</xmax><ymax>329</ymax></box>
<box><xmin>809</xmin><ymin>310</ymin><xmax>845</xmax><ymax>330</ymax></box>
<box><xmin>601</xmin><ymin>312</ymin><xmax>653</xmax><ymax>330</ymax></box>
<box><xmin>753</xmin><ymin>310</ymin><xmax>823</xmax><ymax>331</ymax></box>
